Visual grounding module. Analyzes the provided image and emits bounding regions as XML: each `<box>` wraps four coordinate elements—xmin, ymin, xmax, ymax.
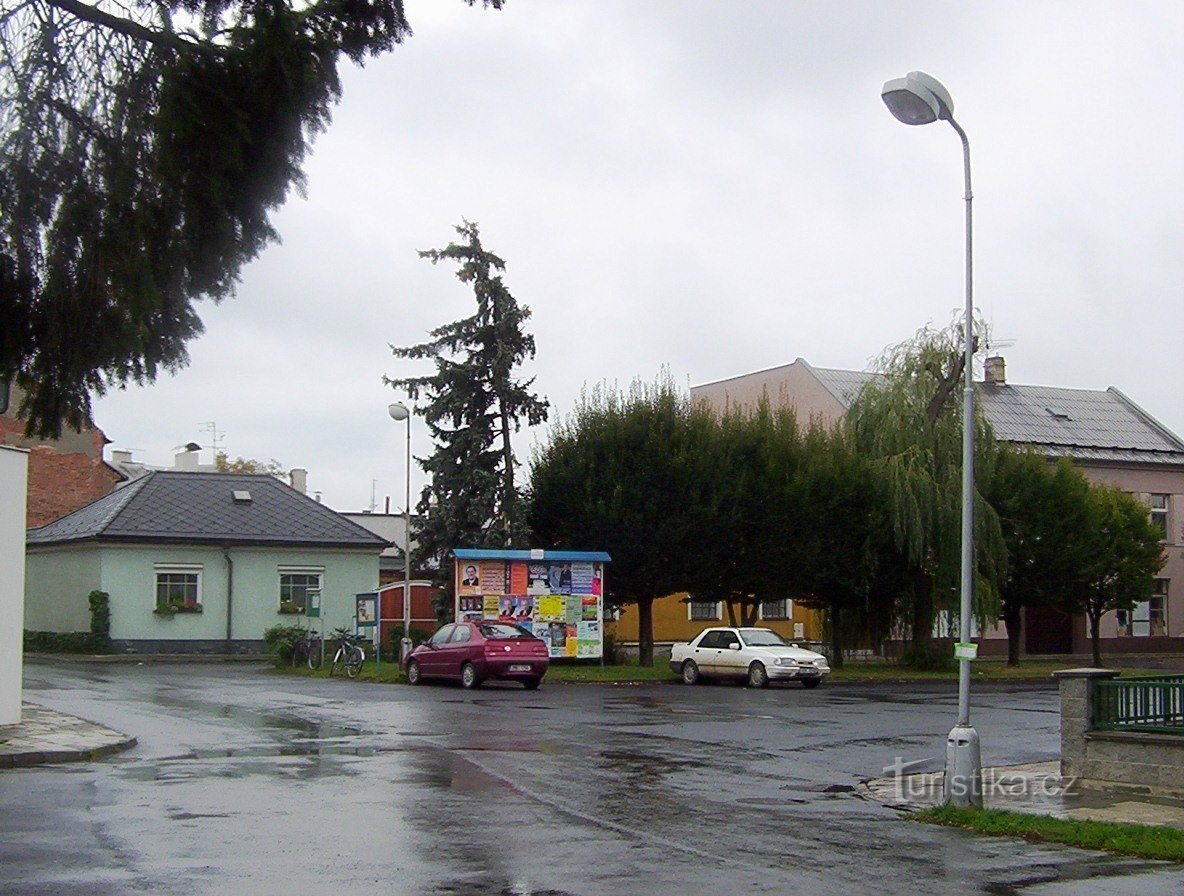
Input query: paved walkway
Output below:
<box><xmin>862</xmin><ymin>760</ymin><xmax>1184</xmax><ymax>830</ymax></box>
<box><xmin>0</xmin><ymin>703</ymin><xmax>136</xmax><ymax>768</ymax></box>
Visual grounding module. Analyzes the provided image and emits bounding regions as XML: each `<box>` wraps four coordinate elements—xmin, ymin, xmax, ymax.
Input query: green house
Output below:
<box><xmin>24</xmin><ymin>471</ymin><xmax>388</xmax><ymax>653</ymax></box>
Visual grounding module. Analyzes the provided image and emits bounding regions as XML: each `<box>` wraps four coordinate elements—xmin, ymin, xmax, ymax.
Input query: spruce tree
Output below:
<box><xmin>386</xmin><ymin>221</ymin><xmax>548</xmax><ymax>606</ymax></box>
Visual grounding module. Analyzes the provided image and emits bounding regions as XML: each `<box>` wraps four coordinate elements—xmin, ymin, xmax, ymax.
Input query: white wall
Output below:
<box><xmin>0</xmin><ymin>446</ymin><xmax>29</xmax><ymax>725</ymax></box>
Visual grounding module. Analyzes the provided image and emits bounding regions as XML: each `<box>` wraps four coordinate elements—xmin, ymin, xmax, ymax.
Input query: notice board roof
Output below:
<box><xmin>453</xmin><ymin>548</ymin><xmax>611</xmax><ymax>563</ymax></box>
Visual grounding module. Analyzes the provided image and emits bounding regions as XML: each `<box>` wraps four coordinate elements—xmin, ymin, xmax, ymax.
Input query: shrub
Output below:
<box><xmin>88</xmin><ymin>590</ymin><xmax>111</xmax><ymax>650</ymax></box>
<box><xmin>23</xmin><ymin>631</ymin><xmax>108</xmax><ymax>653</ymax></box>
<box><xmin>263</xmin><ymin>624</ymin><xmax>307</xmax><ymax>663</ymax></box>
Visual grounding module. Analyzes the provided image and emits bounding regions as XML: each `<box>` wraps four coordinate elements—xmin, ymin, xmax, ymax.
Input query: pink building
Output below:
<box><xmin>692</xmin><ymin>357</ymin><xmax>1184</xmax><ymax>658</ymax></box>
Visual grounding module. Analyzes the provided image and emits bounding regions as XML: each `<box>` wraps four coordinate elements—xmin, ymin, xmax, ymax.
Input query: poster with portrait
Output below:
<box><xmin>454</xmin><ymin>553</ymin><xmax>607</xmax><ymax>659</ymax></box>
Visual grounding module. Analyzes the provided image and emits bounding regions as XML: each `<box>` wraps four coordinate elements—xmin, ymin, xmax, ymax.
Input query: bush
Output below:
<box><xmin>383</xmin><ymin>626</ymin><xmax>434</xmax><ymax>661</ymax></box>
<box><xmin>262</xmin><ymin>624</ymin><xmax>307</xmax><ymax>664</ymax></box>
<box><xmin>898</xmin><ymin>642</ymin><xmax>957</xmax><ymax>672</ymax></box>
<box><xmin>23</xmin><ymin>631</ymin><xmax>109</xmax><ymax>653</ymax></box>
<box><xmin>88</xmin><ymin>590</ymin><xmax>111</xmax><ymax>650</ymax></box>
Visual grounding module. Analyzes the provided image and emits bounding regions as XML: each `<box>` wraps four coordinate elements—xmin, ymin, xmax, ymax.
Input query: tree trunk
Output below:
<box><xmin>1089</xmin><ymin>608</ymin><xmax>1103</xmax><ymax>667</ymax></box>
<box><xmin>911</xmin><ymin>571</ymin><xmax>933</xmax><ymax>653</ymax></box>
<box><xmin>743</xmin><ymin>600</ymin><xmax>759</xmax><ymax>626</ymax></box>
<box><xmin>830</xmin><ymin>606</ymin><xmax>844</xmax><ymax>669</ymax></box>
<box><xmin>638</xmin><ymin>597</ymin><xmax>655</xmax><ymax>667</ymax></box>
<box><xmin>1002</xmin><ymin>600</ymin><xmax>1022</xmax><ymax>667</ymax></box>
<box><xmin>725</xmin><ymin>599</ymin><xmax>738</xmax><ymax>627</ymax></box>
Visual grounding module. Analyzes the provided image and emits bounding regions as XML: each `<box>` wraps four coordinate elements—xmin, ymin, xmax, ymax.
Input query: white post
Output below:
<box><xmin>0</xmin><ymin>447</ymin><xmax>29</xmax><ymax>725</ymax></box>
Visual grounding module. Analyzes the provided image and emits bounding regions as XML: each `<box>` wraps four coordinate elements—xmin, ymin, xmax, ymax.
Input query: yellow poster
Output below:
<box><xmin>537</xmin><ymin>595</ymin><xmax>565</xmax><ymax>621</ymax></box>
<box><xmin>483</xmin><ymin>595</ymin><xmax>500</xmax><ymax>619</ymax></box>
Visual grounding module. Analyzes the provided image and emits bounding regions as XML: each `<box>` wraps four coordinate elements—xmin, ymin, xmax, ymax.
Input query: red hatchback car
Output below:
<box><xmin>405</xmin><ymin>621</ymin><xmax>550</xmax><ymax>690</ymax></box>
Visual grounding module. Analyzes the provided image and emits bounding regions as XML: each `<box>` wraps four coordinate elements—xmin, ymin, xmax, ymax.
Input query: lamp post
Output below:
<box><xmin>881</xmin><ymin>70</ymin><xmax>982</xmax><ymax>808</ymax></box>
<box><xmin>388</xmin><ymin>402</ymin><xmax>413</xmax><ymax>667</ymax></box>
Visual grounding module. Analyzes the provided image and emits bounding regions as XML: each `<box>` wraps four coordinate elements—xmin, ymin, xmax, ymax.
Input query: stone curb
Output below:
<box><xmin>25</xmin><ymin>652</ymin><xmax>270</xmax><ymax>664</ymax></box>
<box><xmin>0</xmin><ymin>704</ymin><xmax>137</xmax><ymax>770</ymax></box>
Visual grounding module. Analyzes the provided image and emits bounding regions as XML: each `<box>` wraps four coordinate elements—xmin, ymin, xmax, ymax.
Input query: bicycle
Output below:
<box><xmin>329</xmin><ymin>627</ymin><xmax>365</xmax><ymax>679</ymax></box>
<box><xmin>291</xmin><ymin>628</ymin><xmax>323</xmax><ymax>671</ymax></box>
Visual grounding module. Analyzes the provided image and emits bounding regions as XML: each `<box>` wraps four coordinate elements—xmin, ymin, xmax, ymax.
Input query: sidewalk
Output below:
<box><xmin>0</xmin><ymin>703</ymin><xmax>136</xmax><ymax>768</ymax></box>
<box><xmin>861</xmin><ymin>761</ymin><xmax>1184</xmax><ymax>830</ymax></box>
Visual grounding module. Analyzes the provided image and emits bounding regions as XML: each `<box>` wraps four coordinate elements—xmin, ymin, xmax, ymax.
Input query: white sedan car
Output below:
<box><xmin>669</xmin><ymin>627</ymin><xmax>831</xmax><ymax>688</ymax></box>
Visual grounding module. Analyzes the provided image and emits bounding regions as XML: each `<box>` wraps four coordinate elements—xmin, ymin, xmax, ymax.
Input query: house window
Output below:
<box><xmin>279</xmin><ymin>568</ymin><xmax>323</xmax><ymax>614</ymax></box>
<box><xmin>688</xmin><ymin>598</ymin><xmax>721</xmax><ymax>621</ymax></box>
<box><xmin>760</xmin><ymin>599</ymin><xmax>792</xmax><ymax>620</ymax></box>
<box><xmin>1118</xmin><ymin>580</ymin><xmax>1168</xmax><ymax>637</ymax></box>
<box><xmin>1149</xmin><ymin>494</ymin><xmax>1170</xmax><ymax>542</ymax></box>
<box><xmin>155</xmin><ymin>565</ymin><xmax>202</xmax><ymax>610</ymax></box>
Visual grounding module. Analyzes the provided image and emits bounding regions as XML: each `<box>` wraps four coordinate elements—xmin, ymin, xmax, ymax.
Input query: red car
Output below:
<box><xmin>405</xmin><ymin>621</ymin><xmax>550</xmax><ymax>690</ymax></box>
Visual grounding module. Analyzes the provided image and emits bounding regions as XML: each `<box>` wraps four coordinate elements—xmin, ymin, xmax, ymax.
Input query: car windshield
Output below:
<box><xmin>740</xmin><ymin>629</ymin><xmax>790</xmax><ymax>647</ymax></box>
<box><xmin>478</xmin><ymin>623</ymin><xmax>535</xmax><ymax>640</ymax></box>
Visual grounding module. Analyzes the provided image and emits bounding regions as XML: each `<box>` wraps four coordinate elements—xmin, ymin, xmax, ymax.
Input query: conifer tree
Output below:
<box><xmin>386</xmin><ymin>221</ymin><xmax>548</xmax><ymax>607</ymax></box>
<box><xmin>0</xmin><ymin>0</ymin><xmax>500</xmax><ymax>436</ymax></box>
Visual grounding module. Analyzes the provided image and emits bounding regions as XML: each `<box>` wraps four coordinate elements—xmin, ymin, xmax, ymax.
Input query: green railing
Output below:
<box><xmin>1093</xmin><ymin>675</ymin><xmax>1184</xmax><ymax>734</ymax></box>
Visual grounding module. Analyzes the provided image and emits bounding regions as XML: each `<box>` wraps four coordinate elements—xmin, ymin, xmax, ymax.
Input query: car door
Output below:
<box><xmin>692</xmin><ymin>630</ymin><xmax>724</xmax><ymax>675</ymax></box>
<box><xmin>420</xmin><ymin>624</ymin><xmax>454</xmax><ymax>676</ymax></box>
<box><xmin>716</xmin><ymin>630</ymin><xmax>747</xmax><ymax>678</ymax></box>
<box><xmin>443</xmin><ymin>623</ymin><xmax>476</xmax><ymax>678</ymax></box>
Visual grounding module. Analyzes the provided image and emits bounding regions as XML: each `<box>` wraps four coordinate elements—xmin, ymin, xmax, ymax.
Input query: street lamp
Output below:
<box><xmin>882</xmin><ymin>71</ymin><xmax>982</xmax><ymax>809</ymax></box>
<box><xmin>388</xmin><ymin>402</ymin><xmax>413</xmax><ymax>667</ymax></box>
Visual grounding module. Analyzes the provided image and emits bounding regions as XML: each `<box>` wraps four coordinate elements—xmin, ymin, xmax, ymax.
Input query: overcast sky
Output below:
<box><xmin>92</xmin><ymin>0</ymin><xmax>1184</xmax><ymax>512</ymax></box>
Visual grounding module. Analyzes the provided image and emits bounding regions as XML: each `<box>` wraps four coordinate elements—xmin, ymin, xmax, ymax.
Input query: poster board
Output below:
<box><xmin>454</xmin><ymin>552</ymin><xmax>607</xmax><ymax>659</ymax></box>
<box><xmin>355</xmin><ymin>593</ymin><xmax>378</xmax><ymax>628</ymax></box>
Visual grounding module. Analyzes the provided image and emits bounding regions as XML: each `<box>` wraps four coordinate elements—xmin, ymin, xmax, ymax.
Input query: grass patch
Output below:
<box><xmin>270</xmin><ymin>658</ymin><xmax>678</xmax><ymax>685</ymax></box>
<box><xmin>912</xmin><ymin>805</ymin><xmax>1184</xmax><ymax>862</ymax></box>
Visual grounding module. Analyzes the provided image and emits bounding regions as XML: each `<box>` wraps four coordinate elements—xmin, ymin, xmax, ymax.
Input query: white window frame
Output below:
<box><xmin>687</xmin><ymin>599</ymin><xmax>722</xmax><ymax>621</ymax></box>
<box><xmin>1149</xmin><ymin>494</ymin><xmax>1170</xmax><ymax>543</ymax></box>
<box><xmin>758</xmin><ymin>599</ymin><xmax>793</xmax><ymax>621</ymax></box>
<box><xmin>154</xmin><ymin>564</ymin><xmax>203</xmax><ymax>611</ymax></box>
<box><xmin>278</xmin><ymin>566</ymin><xmax>324</xmax><ymax>614</ymax></box>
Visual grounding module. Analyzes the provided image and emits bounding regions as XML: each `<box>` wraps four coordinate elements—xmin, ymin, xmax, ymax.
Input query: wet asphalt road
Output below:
<box><xmin>3</xmin><ymin>662</ymin><xmax>1182</xmax><ymax>896</ymax></box>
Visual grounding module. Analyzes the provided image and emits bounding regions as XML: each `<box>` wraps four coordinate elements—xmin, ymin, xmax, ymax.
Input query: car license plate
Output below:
<box><xmin>509</xmin><ymin>664</ymin><xmax>531</xmax><ymax>672</ymax></box>
<box><xmin>800</xmin><ymin>669</ymin><xmax>819</xmax><ymax>676</ymax></box>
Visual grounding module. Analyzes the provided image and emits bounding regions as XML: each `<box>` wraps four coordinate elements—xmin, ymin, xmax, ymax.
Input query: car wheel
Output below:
<box><xmin>460</xmin><ymin>662</ymin><xmax>481</xmax><ymax>690</ymax></box>
<box><xmin>747</xmin><ymin>661</ymin><xmax>769</xmax><ymax>689</ymax></box>
<box><xmin>801</xmin><ymin>678</ymin><xmax>821</xmax><ymax>689</ymax></box>
<box><xmin>681</xmin><ymin>660</ymin><xmax>701</xmax><ymax>685</ymax></box>
<box><xmin>406</xmin><ymin>660</ymin><xmax>422</xmax><ymax>685</ymax></box>
<box><xmin>522</xmin><ymin>677</ymin><xmax>541</xmax><ymax>691</ymax></box>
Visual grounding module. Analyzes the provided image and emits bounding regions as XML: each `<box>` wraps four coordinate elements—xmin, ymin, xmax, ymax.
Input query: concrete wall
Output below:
<box><xmin>0</xmin><ymin>447</ymin><xmax>28</xmax><ymax>725</ymax></box>
<box><xmin>1056</xmin><ymin>668</ymin><xmax>1184</xmax><ymax>795</ymax></box>
<box><xmin>26</xmin><ymin>542</ymin><xmax>381</xmax><ymax>651</ymax></box>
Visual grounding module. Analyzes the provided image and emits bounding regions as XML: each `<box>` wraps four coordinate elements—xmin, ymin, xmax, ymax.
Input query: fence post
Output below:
<box><xmin>1053</xmin><ymin>668</ymin><xmax>1118</xmax><ymax>780</ymax></box>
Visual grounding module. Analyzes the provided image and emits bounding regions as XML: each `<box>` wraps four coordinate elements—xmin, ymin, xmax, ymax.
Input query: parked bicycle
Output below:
<box><xmin>291</xmin><ymin>628</ymin><xmax>323</xmax><ymax>670</ymax></box>
<box><xmin>329</xmin><ymin>627</ymin><xmax>366</xmax><ymax>679</ymax></box>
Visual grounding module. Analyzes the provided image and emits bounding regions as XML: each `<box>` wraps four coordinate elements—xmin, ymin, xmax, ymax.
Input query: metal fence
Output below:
<box><xmin>1093</xmin><ymin>675</ymin><xmax>1184</xmax><ymax>734</ymax></box>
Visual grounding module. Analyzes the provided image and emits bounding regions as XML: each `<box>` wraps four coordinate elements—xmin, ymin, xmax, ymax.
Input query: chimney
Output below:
<box><xmin>174</xmin><ymin>450</ymin><xmax>200</xmax><ymax>471</ymax></box>
<box><xmin>111</xmin><ymin>449</ymin><xmax>133</xmax><ymax>464</ymax></box>
<box><xmin>984</xmin><ymin>355</ymin><xmax>1006</xmax><ymax>385</ymax></box>
<box><xmin>289</xmin><ymin>468</ymin><xmax>308</xmax><ymax>494</ymax></box>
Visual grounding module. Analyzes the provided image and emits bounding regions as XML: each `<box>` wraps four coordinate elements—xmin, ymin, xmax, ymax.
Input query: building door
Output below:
<box><xmin>1025</xmin><ymin>605</ymin><xmax>1073</xmax><ymax>655</ymax></box>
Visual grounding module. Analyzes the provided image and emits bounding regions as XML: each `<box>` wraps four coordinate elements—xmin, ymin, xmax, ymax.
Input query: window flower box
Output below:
<box><xmin>278</xmin><ymin>600</ymin><xmax>305</xmax><ymax>615</ymax></box>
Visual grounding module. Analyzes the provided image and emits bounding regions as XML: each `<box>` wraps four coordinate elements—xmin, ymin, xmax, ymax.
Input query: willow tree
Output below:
<box><xmin>0</xmin><ymin>0</ymin><xmax>500</xmax><ymax>437</ymax></box>
<box><xmin>845</xmin><ymin>322</ymin><xmax>1005</xmax><ymax>664</ymax></box>
<box><xmin>387</xmin><ymin>221</ymin><xmax>549</xmax><ymax>607</ymax></box>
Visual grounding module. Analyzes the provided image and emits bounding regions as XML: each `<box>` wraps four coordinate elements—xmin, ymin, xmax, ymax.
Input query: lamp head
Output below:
<box><xmin>388</xmin><ymin>402</ymin><xmax>409</xmax><ymax>422</ymax></box>
<box><xmin>882</xmin><ymin>71</ymin><xmax>954</xmax><ymax>125</ymax></box>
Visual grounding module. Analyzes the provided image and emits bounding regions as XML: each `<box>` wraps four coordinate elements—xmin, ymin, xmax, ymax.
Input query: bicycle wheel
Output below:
<box><xmin>346</xmin><ymin>645</ymin><xmax>364</xmax><ymax>679</ymax></box>
<box><xmin>291</xmin><ymin>639</ymin><xmax>306</xmax><ymax>668</ymax></box>
<box><xmin>307</xmin><ymin>639</ymin><xmax>322</xmax><ymax>671</ymax></box>
<box><xmin>331</xmin><ymin>647</ymin><xmax>346</xmax><ymax>677</ymax></box>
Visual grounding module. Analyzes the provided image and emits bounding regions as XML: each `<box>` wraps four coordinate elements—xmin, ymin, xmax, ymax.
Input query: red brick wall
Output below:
<box><xmin>0</xmin><ymin>404</ymin><xmax>121</xmax><ymax>528</ymax></box>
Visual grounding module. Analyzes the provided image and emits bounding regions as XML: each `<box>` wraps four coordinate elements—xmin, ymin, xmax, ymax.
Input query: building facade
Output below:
<box><xmin>692</xmin><ymin>357</ymin><xmax>1184</xmax><ymax>657</ymax></box>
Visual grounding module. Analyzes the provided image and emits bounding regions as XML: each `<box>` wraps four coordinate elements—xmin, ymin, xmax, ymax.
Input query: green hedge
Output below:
<box><xmin>24</xmin><ymin>630</ymin><xmax>111</xmax><ymax>653</ymax></box>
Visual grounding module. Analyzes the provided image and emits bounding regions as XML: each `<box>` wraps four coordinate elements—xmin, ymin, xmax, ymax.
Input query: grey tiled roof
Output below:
<box><xmin>809</xmin><ymin>365</ymin><xmax>1184</xmax><ymax>465</ymax></box>
<box><xmin>27</xmin><ymin>472</ymin><xmax>391</xmax><ymax>548</ymax></box>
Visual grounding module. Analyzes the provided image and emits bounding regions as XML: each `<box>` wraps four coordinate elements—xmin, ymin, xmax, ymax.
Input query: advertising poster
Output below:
<box><xmin>480</xmin><ymin>561</ymin><xmax>506</xmax><ymax>594</ymax></box>
<box><xmin>509</xmin><ymin>562</ymin><xmax>528</xmax><ymax>595</ymax></box>
<box><xmin>356</xmin><ymin>594</ymin><xmax>377</xmax><ymax>628</ymax></box>
<box><xmin>527</xmin><ymin>564</ymin><xmax>550</xmax><ymax>594</ymax></box>
<box><xmin>454</xmin><ymin>553</ymin><xmax>607</xmax><ymax>659</ymax></box>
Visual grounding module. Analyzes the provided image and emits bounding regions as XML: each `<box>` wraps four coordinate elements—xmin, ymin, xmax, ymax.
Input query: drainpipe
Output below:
<box><xmin>223</xmin><ymin>547</ymin><xmax>234</xmax><ymax>652</ymax></box>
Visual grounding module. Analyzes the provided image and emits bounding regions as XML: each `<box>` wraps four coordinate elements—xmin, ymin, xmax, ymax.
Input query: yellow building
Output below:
<box><xmin>609</xmin><ymin>593</ymin><xmax>824</xmax><ymax>652</ymax></box>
